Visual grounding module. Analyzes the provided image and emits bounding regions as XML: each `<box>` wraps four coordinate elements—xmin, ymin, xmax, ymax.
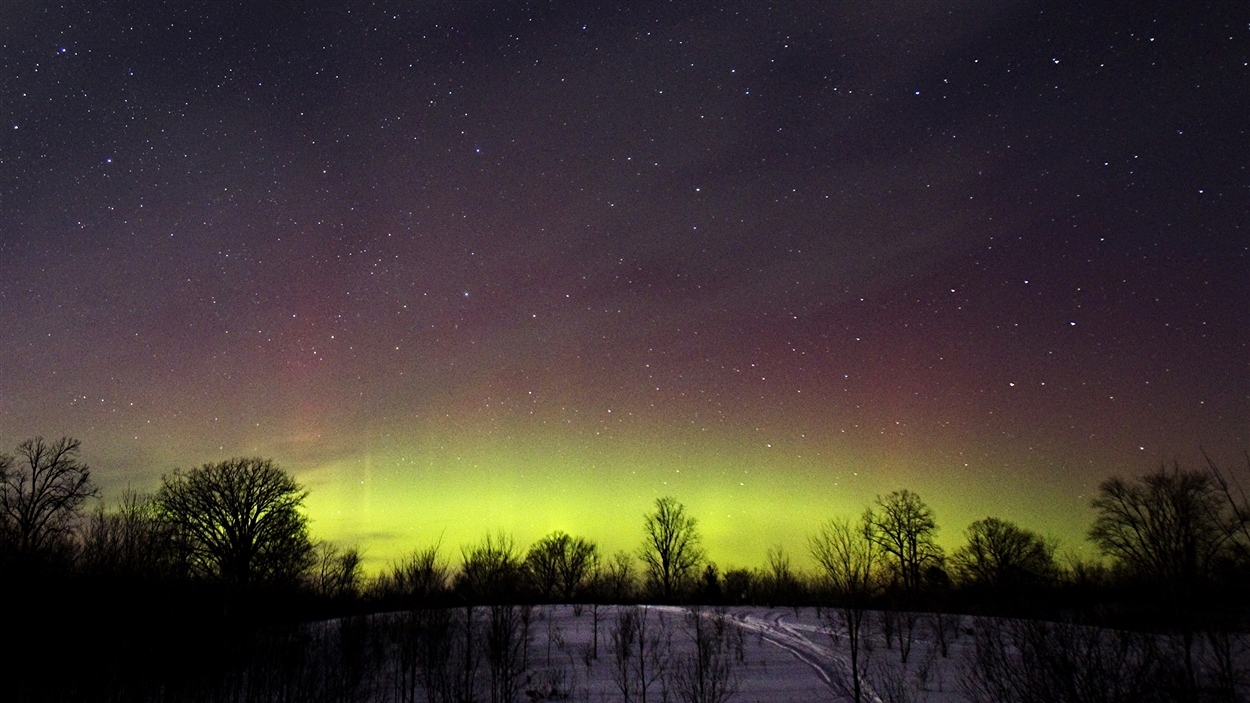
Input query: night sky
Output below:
<box><xmin>2</xmin><ymin>2</ymin><xmax>1246</xmax><ymax>570</ymax></box>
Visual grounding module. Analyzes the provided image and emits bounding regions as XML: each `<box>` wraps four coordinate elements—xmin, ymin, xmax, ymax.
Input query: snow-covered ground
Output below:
<box><xmin>477</xmin><ymin>604</ymin><xmax>971</xmax><ymax>703</ymax></box>
<box><xmin>283</xmin><ymin>604</ymin><xmax>1247</xmax><ymax>703</ymax></box>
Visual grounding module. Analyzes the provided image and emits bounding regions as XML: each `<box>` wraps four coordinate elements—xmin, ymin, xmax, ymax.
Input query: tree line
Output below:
<box><xmin>2</xmin><ymin>436</ymin><xmax>1249</xmax><ymax>701</ymax></box>
<box><xmin>4</xmin><ymin>436</ymin><xmax>1249</xmax><ymax>608</ymax></box>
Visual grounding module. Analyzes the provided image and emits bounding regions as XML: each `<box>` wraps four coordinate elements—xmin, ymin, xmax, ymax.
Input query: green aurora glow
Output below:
<box><xmin>2</xmin><ymin>3</ymin><xmax>1245</xmax><ymax>576</ymax></box>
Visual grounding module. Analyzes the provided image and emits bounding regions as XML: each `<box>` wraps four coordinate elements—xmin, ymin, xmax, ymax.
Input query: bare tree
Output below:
<box><xmin>374</xmin><ymin>543</ymin><xmax>451</xmax><ymax>604</ymax></box>
<box><xmin>485</xmin><ymin>602</ymin><xmax>532</xmax><ymax>703</ymax></box>
<box><xmin>959</xmin><ymin>617</ymin><xmax>1164</xmax><ymax>703</ymax></box>
<box><xmin>457</xmin><ymin>535</ymin><xmax>535</xmax><ymax>695</ymax></box>
<box><xmin>601</xmin><ymin>549</ymin><xmax>638</xmax><ymax>602</ymax></box>
<box><xmin>640</xmin><ymin>496</ymin><xmax>704</xmax><ymax>600</ymax></box>
<box><xmin>951</xmin><ymin>517</ymin><xmax>1056</xmax><ymax>588</ymax></box>
<box><xmin>312</xmin><ymin>541</ymin><xmax>364</xmax><ymax>599</ymax></box>
<box><xmin>672</xmin><ymin>606</ymin><xmax>740</xmax><ymax>703</ymax></box>
<box><xmin>884</xmin><ymin>609</ymin><xmax>923</xmax><ymax>664</ymax></box>
<box><xmin>587</xmin><ymin>550</ymin><xmax>638</xmax><ymax>661</ymax></box>
<box><xmin>1089</xmin><ymin>463</ymin><xmax>1229</xmax><ymax>592</ymax></box>
<box><xmin>458</xmin><ymin>532</ymin><xmax>528</xmax><ymax>603</ymax></box>
<box><xmin>453</xmin><ymin>533</ymin><xmax>529</xmax><ymax>701</ymax></box>
<box><xmin>610</xmin><ymin>606</ymin><xmax>671</xmax><ymax>703</ymax></box>
<box><xmin>611</xmin><ymin>606</ymin><xmax>641</xmax><ymax>703</ymax></box>
<box><xmin>1202</xmin><ymin>450</ymin><xmax>1250</xmax><ymax>566</ymax></box>
<box><xmin>864</xmin><ymin>489</ymin><xmax>942</xmax><ymax>595</ymax></box>
<box><xmin>527</xmin><ymin>534</ymin><xmax>563</xmax><ymax>601</ymax></box>
<box><xmin>526</xmin><ymin>531</ymin><xmax>599</xmax><ymax>601</ymax></box>
<box><xmin>930</xmin><ymin>610</ymin><xmax>961</xmax><ymax>659</ymax></box>
<box><xmin>810</xmin><ymin>516</ymin><xmax>879</xmax><ymax>703</ymax></box>
<box><xmin>81</xmin><ymin>489</ymin><xmax>175</xmax><ymax>579</ymax></box>
<box><xmin>388</xmin><ymin>605</ymin><xmax>465</xmax><ymax>703</ymax></box>
<box><xmin>155</xmin><ymin>457</ymin><xmax>314</xmax><ymax>589</ymax></box>
<box><xmin>1200</xmin><ymin>452</ymin><xmax>1250</xmax><ymax>701</ymax></box>
<box><xmin>764</xmin><ymin>544</ymin><xmax>802</xmax><ymax>605</ymax></box>
<box><xmin>0</xmin><ymin>436</ymin><xmax>97</xmax><ymax>558</ymax></box>
<box><xmin>1088</xmin><ymin>462</ymin><xmax>1235</xmax><ymax>693</ymax></box>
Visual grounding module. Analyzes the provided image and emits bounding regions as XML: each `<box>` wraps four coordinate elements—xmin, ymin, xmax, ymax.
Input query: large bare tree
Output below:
<box><xmin>1089</xmin><ymin>462</ymin><xmax>1239</xmax><ymax>694</ymax></box>
<box><xmin>156</xmin><ymin>457</ymin><xmax>313</xmax><ymax>589</ymax></box>
<box><xmin>1088</xmin><ymin>462</ymin><xmax>1229</xmax><ymax>592</ymax></box>
<box><xmin>526</xmin><ymin>530</ymin><xmax>599</xmax><ymax>601</ymax></box>
<box><xmin>0</xmin><ymin>436</ymin><xmax>97</xmax><ymax>558</ymax></box>
<box><xmin>640</xmin><ymin>496</ymin><xmax>704</xmax><ymax>600</ymax></box>
<box><xmin>864</xmin><ymin>489</ymin><xmax>942</xmax><ymax>594</ymax></box>
<box><xmin>951</xmin><ymin>516</ymin><xmax>1056</xmax><ymax>588</ymax></box>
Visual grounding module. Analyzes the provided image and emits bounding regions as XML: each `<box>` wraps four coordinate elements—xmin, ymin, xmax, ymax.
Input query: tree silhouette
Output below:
<box><xmin>0</xmin><ymin>436</ymin><xmax>97</xmax><ymax>559</ymax></box>
<box><xmin>1088</xmin><ymin>462</ymin><xmax>1229</xmax><ymax>592</ymax></box>
<box><xmin>673</xmin><ymin>606</ymin><xmax>740</xmax><ymax>703</ymax></box>
<box><xmin>526</xmin><ymin>530</ymin><xmax>599</xmax><ymax>601</ymax></box>
<box><xmin>1202</xmin><ymin>451</ymin><xmax>1250</xmax><ymax>567</ymax></box>
<box><xmin>951</xmin><ymin>517</ymin><xmax>1056</xmax><ymax>588</ymax></box>
<box><xmin>311</xmin><ymin>541</ymin><xmax>364</xmax><ymax>599</ymax></box>
<box><xmin>640</xmin><ymin>496</ymin><xmax>704</xmax><ymax>600</ymax></box>
<box><xmin>601</xmin><ymin>549</ymin><xmax>639</xmax><ymax>601</ymax></box>
<box><xmin>610</xmin><ymin>605</ymin><xmax>671</xmax><ymax>703</ymax></box>
<box><xmin>81</xmin><ymin>489</ymin><xmax>175</xmax><ymax>580</ymax></box>
<box><xmin>763</xmin><ymin>544</ymin><xmax>802</xmax><ymax>604</ymax></box>
<box><xmin>155</xmin><ymin>457</ymin><xmax>314</xmax><ymax>589</ymax></box>
<box><xmin>454</xmin><ymin>533</ymin><xmax>529</xmax><ymax>702</ymax></box>
<box><xmin>864</xmin><ymin>489</ymin><xmax>942</xmax><ymax>595</ymax></box>
<box><xmin>457</xmin><ymin>531</ymin><xmax>528</xmax><ymax>602</ymax></box>
<box><xmin>374</xmin><ymin>543</ymin><xmax>450</xmax><ymax>605</ymax></box>
<box><xmin>1089</xmin><ymin>462</ymin><xmax>1239</xmax><ymax>696</ymax></box>
<box><xmin>810</xmin><ymin>516</ymin><xmax>879</xmax><ymax>703</ymax></box>
<box><xmin>960</xmin><ymin>616</ymin><xmax>1165</xmax><ymax>703</ymax></box>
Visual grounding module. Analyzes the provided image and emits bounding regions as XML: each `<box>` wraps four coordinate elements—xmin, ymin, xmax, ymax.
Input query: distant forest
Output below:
<box><xmin>2</xmin><ymin>435</ymin><xmax>1248</xmax><ymax>702</ymax></box>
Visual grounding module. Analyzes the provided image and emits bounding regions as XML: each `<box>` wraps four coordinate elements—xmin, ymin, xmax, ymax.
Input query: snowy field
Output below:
<box><xmin>259</xmin><ymin>604</ymin><xmax>1247</xmax><ymax>703</ymax></box>
<box><xmin>515</xmin><ymin>604</ymin><xmax>969</xmax><ymax>703</ymax></box>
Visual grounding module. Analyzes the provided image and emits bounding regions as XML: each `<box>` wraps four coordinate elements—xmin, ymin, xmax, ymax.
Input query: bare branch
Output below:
<box><xmin>0</xmin><ymin>436</ymin><xmax>97</xmax><ymax>557</ymax></box>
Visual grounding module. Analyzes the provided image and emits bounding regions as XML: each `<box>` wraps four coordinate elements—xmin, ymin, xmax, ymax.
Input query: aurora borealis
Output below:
<box><xmin>1</xmin><ymin>2</ymin><xmax>1246</xmax><ymax>570</ymax></box>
